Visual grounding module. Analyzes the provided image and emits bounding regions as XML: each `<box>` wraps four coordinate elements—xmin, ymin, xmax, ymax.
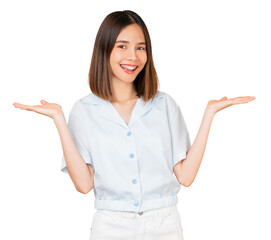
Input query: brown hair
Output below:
<box><xmin>88</xmin><ymin>10</ymin><xmax>160</xmax><ymax>104</ymax></box>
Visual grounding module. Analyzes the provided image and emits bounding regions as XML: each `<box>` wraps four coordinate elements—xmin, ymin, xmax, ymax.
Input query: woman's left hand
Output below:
<box><xmin>206</xmin><ymin>96</ymin><xmax>256</xmax><ymax>115</ymax></box>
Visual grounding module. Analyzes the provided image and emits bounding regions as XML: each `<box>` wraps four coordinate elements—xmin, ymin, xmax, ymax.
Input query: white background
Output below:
<box><xmin>1</xmin><ymin>0</ymin><xmax>270</xmax><ymax>239</ymax></box>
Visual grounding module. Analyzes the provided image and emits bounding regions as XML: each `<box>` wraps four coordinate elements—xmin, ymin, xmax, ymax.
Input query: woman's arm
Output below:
<box><xmin>174</xmin><ymin>107</ymin><xmax>214</xmax><ymax>187</ymax></box>
<box><xmin>174</xmin><ymin>96</ymin><xmax>255</xmax><ymax>187</ymax></box>
<box><xmin>13</xmin><ymin>100</ymin><xmax>94</xmax><ymax>194</ymax></box>
<box><xmin>54</xmin><ymin>113</ymin><xmax>94</xmax><ymax>194</ymax></box>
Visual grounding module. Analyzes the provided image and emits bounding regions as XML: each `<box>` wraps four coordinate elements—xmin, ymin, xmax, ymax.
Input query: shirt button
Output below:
<box><xmin>129</xmin><ymin>153</ymin><xmax>135</xmax><ymax>158</ymax></box>
<box><xmin>132</xmin><ymin>179</ymin><xmax>137</xmax><ymax>184</ymax></box>
<box><xmin>134</xmin><ymin>201</ymin><xmax>139</xmax><ymax>207</ymax></box>
<box><xmin>127</xmin><ymin>131</ymin><xmax>132</xmax><ymax>136</ymax></box>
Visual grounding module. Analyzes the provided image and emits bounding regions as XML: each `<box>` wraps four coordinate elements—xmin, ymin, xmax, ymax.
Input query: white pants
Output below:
<box><xmin>89</xmin><ymin>205</ymin><xmax>184</xmax><ymax>240</ymax></box>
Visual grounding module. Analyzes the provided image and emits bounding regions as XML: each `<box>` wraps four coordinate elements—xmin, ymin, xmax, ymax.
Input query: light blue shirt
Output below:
<box><xmin>61</xmin><ymin>91</ymin><xmax>191</xmax><ymax>213</ymax></box>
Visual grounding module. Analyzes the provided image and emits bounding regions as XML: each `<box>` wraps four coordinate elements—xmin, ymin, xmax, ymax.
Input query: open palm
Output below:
<box><xmin>13</xmin><ymin>100</ymin><xmax>63</xmax><ymax>120</ymax></box>
<box><xmin>207</xmin><ymin>96</ymin><xmax>256</xmax><ymax>114</ymax></box>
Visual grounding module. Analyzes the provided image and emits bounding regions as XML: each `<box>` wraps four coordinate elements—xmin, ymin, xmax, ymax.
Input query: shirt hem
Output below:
<box><xmin>94</xmin><ymin>195</ymin><xmax>178</xmax><ymax>213</ymax></box>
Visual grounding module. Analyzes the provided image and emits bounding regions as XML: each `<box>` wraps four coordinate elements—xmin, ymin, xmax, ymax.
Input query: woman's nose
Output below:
<box><xmin>126</xmin><ymin>49</ymin><xmax>138</xmax><ymax>60</ymax></box>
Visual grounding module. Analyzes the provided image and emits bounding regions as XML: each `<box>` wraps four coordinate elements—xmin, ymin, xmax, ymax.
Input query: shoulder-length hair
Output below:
<box><xmin>88</xmin><ymin>10</ymin><xmax>160</xmax><ymax>104</ymax></box>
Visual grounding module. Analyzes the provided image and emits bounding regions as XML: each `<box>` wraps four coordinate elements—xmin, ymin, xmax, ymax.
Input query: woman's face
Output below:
<box><xmin>109</xmin><ymin>24</ymin><xmax>147</xmax><ymax>84</ymax></box>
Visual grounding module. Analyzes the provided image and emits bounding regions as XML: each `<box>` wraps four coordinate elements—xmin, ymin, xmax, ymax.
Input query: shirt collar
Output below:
<box><xmin>80</xmin><ymin>91</ymin><xmax>164</xmax><ymax>129</ymax></box>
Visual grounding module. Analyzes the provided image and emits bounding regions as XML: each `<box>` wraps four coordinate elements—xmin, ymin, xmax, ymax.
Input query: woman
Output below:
<box><xmin>13</xmin><ymin>10</ymin><xmax>255</xmax><ymax>240</ymax></box>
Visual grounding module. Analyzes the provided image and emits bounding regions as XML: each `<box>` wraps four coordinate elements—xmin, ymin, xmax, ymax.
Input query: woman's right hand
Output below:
<box><xmin>13</xmin><ymin>99</ymin><xmax>64</xmax><ymax>122</ymax></box>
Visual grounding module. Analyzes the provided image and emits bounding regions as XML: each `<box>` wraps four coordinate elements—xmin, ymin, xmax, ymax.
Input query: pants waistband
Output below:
<box><xmin>96</xmin><ymin>205</ymin><xmax>178</xmax><ymax>219</ymax></box>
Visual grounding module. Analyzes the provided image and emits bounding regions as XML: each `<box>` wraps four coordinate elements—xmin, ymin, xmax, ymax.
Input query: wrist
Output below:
<box><xmin>204</xmin><ymin>106</ymin><xmax>215</xmax><ymax>119</ymax></box>
<box><xmin>53</xmin><ymin>112</ymin><xmax>66</xmax><ymax>126</ymax></box>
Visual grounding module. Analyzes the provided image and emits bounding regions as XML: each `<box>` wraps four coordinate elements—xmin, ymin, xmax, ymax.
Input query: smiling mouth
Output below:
<box><xmin>120</xmin><ymin>64</ymin><xmax>138</xmax><ymax>71</ymax></box>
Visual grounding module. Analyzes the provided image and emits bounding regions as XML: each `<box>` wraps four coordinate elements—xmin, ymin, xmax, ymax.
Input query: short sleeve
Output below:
<box><xmin>61</xmin><ymin>102</ymin><xmax>93</xmax><ymax>174</ymax></box>
<box><xmin>168</xmin><ymin>100</ymin><xmax>192</xmax><ymax>167</ymax></box>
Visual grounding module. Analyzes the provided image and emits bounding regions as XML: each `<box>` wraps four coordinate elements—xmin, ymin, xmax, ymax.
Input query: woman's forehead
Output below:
<box><xmin>116</xmin><ymin>24</ymin><xmax>145</xmax><ymax>43</ymax></box>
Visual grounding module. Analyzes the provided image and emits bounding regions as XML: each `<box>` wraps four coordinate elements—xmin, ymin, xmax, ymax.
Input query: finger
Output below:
<box><xmin>219</xmin><ymin>96</ymin><xmax>228</xmax><ymax>101</ymax></box>
<box><xmin>228</xmin><ymin>96</ymin><xmax>255</xmax><ymax>102</ymax></box>
<box><xmin>13</xmin><ymin>102</ymin><xmax>29</xmax><ymax>109</ymax></box>
<box><xmin>228</xmin><ymin>97</ymin><xmax>255</xmax><ymax>105</ymax></box>
<box><xmin>13</xmin><ymin>102</ymin><xmax>42</xmax><ymax>111</ymax></box>
<box><xmin>232</xmin><ymin>96</ymin><xmax>255</xmax><ymax>99</ymax></box>
<box><xmin>236</xmin><ymin>96</ymin><xmax>255</xmax><ymax>101</ymax></box>
<box><xmin>40</xmin><ymin>100</ymin><xmax>48</xmax><ymax>105</ymax></box>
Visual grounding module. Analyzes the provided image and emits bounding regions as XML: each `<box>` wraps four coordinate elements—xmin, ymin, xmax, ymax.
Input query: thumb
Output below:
<box><xmin>40</xmin><ymin>100</ymin><xmax>48</xmax><ymax>105</ymax></box>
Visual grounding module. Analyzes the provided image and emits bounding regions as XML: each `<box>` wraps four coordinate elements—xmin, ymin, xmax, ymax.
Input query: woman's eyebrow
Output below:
<box><xmin>115</xmin><ymin>40</ymin><xmax>146</xmax><ymax>45</ymax></box>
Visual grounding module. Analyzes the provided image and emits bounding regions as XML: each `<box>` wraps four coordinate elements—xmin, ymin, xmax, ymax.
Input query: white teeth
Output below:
<box><xmin>120</xmin><ymin>65</ymin><xmax>137</xmax><ymax>70</ymax></box>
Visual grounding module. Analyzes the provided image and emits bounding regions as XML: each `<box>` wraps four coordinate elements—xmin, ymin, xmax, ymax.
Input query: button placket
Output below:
<box><xmin>126</xmin><ymin>129</ymin><xmax>141</xmax><ymax>210</ymax></box>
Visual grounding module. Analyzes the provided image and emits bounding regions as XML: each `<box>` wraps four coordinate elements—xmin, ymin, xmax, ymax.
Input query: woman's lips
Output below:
<box><xmin>120</xmin><ymin>65</ymin><xmax>138</xmax><ymax>74</ymax></box>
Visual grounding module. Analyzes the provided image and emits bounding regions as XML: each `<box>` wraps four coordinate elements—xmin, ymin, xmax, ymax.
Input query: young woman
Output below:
<box><xmin>13</xmin><ymin>10</ymin><xmax>255</xmax><ymax>240</ymax></box>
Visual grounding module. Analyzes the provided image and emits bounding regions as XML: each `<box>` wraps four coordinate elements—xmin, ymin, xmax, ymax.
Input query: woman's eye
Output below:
<box><xmin>118</xmin><ymin>45</ymin><xmax>126</xmax><ymax>49</ymax></box>
<box><xmin>117</xmin><ymin>45</ymin><xmax>145</xmax><ymax>50</ymax></box>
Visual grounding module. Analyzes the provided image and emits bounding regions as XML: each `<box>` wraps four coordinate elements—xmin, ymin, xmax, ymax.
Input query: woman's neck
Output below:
<box><xmin>110</xmin><ymin>80</ymin><xmax>138</xmax><ymax>104</ymax></box>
